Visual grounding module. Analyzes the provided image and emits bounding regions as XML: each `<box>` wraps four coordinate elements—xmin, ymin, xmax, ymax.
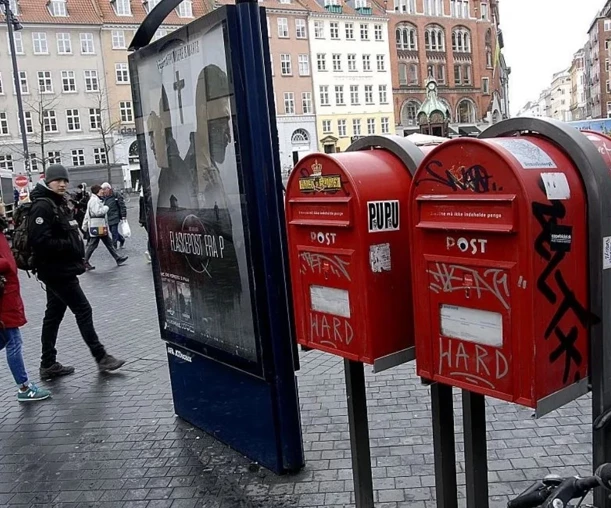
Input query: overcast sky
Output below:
<box><xmin>500</xmin><ymin>0</ymin><xmax>602</xmax><ymax>115</ymax></box>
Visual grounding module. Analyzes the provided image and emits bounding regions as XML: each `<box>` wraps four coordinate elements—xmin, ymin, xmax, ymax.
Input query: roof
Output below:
<box><xmin>96</xmin><ymin>0</ymin><xmax>210</xmax><ymax>25</ymax></box>
<box><xmin>215</xmin><ymin>0</ymin><xmax>309</xmax><ymax>12</ymax></box>
<box><xmin>417</xmin><ymin>78</ymin><xmax>450</xmax><ymax>122</ymax></box>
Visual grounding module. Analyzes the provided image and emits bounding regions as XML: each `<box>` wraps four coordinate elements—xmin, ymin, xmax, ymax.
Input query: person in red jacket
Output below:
<box><xmin>0</xmin><ymin>204</ymin><xmax>51</xmax><ymax>401</ymax></box>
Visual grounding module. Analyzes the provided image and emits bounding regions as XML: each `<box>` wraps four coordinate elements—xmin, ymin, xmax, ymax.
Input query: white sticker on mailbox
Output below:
<box><xmin>368</xmin><ymin>200</ymin><xmax>400</xmax><ymax>233</ymax></box>
<box><xmin>540</xmin><ymin>172</ymin><xmax>571</xmax><ymax>200</ymax></box>
<box><xmin>440</xmin><ymin>305</ymin><xmax>503</xmax><ymax>347</ymax></box>
<box><xmin>369</xmin><ymin>243</ymin><xmax>391</xmax><ymax>273</ymax></box>
<box><xmin>604</xmin><ymin>237</ymin><xmax>611</xmax><ymax>270</ymax></box>
<box><xmin>492</xmin><ymin>138</ymin><xmax>557</xmax><ymax>169</ymax></box>
<box><xmin>310</xmin><ymin>285</ymin><xmax>351</xmax><ymax>318</ymax></box>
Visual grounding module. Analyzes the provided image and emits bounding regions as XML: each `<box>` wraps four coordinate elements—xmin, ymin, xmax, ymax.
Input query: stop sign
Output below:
<box><xmin>15</xmin><ymin>175</ymin><xmax>28</xmax><ymax>188</ymax></box>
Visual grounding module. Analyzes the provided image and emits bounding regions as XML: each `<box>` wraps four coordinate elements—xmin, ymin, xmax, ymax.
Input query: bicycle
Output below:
<box><xmin>508</xmin><ymin>463</ymin><xmax>611</xmax><ymax>508</ymax></box>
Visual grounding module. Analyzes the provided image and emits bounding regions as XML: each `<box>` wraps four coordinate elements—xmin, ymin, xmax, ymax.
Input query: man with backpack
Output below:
<box><xmin>19</xmin><ymin>164</ymin><xmax>125</xmax><ymax>379</ymax></box>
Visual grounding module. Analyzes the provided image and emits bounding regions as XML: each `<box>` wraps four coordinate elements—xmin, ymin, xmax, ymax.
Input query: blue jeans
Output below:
<box><xmin>0</xmin><ymin>328</ymin><xmax>28</xmax><ymax>386</ymax></box>
<box><xmin>109</xmin><ymin>224</ymin><xmax>124</xmax><ymax>248</ymax></box>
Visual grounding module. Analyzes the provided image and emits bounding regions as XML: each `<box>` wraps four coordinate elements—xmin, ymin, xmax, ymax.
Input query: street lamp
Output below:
<box><xmin>0</xmin><ymin>0</ymin><xmax>30</xmax><ymax>181</ymax></box>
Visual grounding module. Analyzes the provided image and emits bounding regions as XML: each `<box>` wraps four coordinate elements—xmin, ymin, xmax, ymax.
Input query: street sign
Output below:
<box><xmin>15</xmin><ymin>175</ymin><xmax>28</xmax><ymax>188</ymax></box>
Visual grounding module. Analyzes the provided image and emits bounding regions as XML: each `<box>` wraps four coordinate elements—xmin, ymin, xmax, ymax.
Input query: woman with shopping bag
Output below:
<box><xmin>82</xmin><ymin>185</ymin><xmax>128</xmax><ymax>271</ymax></box>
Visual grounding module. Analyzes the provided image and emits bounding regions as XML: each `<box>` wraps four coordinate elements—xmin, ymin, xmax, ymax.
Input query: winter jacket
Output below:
<box><xmin>104</xmin><ymin>191</ymin><xmax>126</xmax><ymax>226</ymax></box>
<box><xmin>28</xmin><ymin>182</ymin><xmax>86</xmax><ymax>280</ymax></box>
<box><xmin>82</xmin><ymin>194</ymin><xmax>109</xmax><ymax>232</ymax></box>
<box><xmin>0</xmin><ymin>231</ymin><xmax>26</xmax><ymax>328</ymax></box>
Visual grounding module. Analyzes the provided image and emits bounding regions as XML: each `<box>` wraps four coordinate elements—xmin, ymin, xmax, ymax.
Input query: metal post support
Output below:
<box><xmin>344</xmin><ymin>359</ymin><xmax>374</xmax><ymax>508</ymax></box>
<box><xmin>462</xmin><ymin>391</ymin><xmax>489</xmax><ymax>508</ymax></box>
<box><xmin>431</xmin><ymin>382</ymin><xmax>458</xmax><ymax>508</ymax></box>
<box><xmin>480</xmin><ymin>117</ymin><xmax>611</xmax><ymax>508</ymax></box>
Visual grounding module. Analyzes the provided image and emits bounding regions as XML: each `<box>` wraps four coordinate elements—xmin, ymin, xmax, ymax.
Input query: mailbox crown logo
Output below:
<box><xmin>311</xmin><ymin>159</ymin><xmax>322</xmax><ymax>176</ymax></box>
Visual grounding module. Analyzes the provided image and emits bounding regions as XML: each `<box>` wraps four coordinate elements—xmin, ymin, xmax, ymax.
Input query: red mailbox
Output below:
<box><xmin>285</xmin><ymin>148</ymin><xmax>416</xmax><ymax>366</ymax></box>
<box><xmin>410</xmin><ymin>135</ymin><xmax>592</xmax><ymax>414</ymax></box>
<box><xmin>581</xmin><ymin>130</ymin><xmax>611</xmax><ymax>174</ymax></box>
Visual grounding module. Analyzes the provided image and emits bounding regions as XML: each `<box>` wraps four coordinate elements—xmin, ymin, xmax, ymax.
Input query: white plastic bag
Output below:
<box><xmin>119</xmin><ymin>220</ymin><xmax>132</xmax><ymax>239</ymax></box>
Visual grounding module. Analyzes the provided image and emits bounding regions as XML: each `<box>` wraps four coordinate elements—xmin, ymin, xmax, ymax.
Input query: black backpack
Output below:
<box><xmin>12</xmin><ymin>198</ymin><xmax>58</xmax><ymax>271</ymax></box>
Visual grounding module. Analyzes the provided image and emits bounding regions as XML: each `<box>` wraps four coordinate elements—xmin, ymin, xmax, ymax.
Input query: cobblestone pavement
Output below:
<box><xmin>0</xmin><ymin>204</ymin><xmax>596</xmax><ymax>508</ymax></box>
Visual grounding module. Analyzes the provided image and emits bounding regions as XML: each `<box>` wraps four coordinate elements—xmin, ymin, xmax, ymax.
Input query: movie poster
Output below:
<box><xmin>136</xmin><ymin>22</ymin><xmax>258</xmax><ymax>363</ymax></box>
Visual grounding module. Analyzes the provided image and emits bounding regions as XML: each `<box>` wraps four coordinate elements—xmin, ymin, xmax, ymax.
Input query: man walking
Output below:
<box><xmin>101</xmin><ymin>182</ymin><xmax>126</xmax><ymax>249</ymax></box>
<box><xmin>28</xmin><ymin>165</ymin><xmax>125</xmax><ymax>379</ymax></box>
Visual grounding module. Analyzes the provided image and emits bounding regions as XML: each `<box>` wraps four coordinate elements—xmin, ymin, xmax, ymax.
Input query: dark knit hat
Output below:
<box><xmin>45</xmin><ymin>164</ymin><xmax>70</xmax><ymax>184</ymax></box>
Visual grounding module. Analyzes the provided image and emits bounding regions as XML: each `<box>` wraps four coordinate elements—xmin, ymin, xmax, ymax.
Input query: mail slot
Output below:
<box><xmin>285</xmin><ymin>142</ymin><xmax>418</xmax><ymax>365</ymax></box>
<box><xmin>409</xmin><ymin>135</ymin><xmax>592</xmax><ymax>413</ymax></box>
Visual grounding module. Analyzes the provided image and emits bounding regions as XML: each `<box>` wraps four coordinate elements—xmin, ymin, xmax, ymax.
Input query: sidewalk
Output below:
<box><xmin>0</xmin><ymin>206</ymin><xmax>594</xmax><ymax>507</ymax></box>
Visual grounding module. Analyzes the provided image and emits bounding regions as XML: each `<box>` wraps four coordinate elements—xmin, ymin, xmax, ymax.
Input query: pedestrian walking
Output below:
<box><xmin>0</xmin><ymin>204</ymin><xmax>51</xmax><ymax>401</ymax></box>
<box><xmin>139</xmin><ymin>189</ymin><xmax>151</xmax><ymax>263</ymax></box>
<box><xmin>72</xmin><ymin>183</ymin><xmax>89</xmax><ymax>230</ymax></box>
<box><xmin>101</xmin><ymin>182</ymin><xmax>127</xmax><ymax>249</ymax></box>
<box><xmin>82</xmin><ymin>185</ymin><xmax>128</xmax><ymax>271</ymax></box>
<box><xmin>27</xmin><ymin>165</ymin><xmax>126</xmax><ymax>380</ymax></box>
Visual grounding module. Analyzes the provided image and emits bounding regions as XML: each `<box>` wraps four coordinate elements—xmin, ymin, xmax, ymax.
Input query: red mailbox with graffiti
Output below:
<box><xmin>285</xmin><ymin>151</ymin><xmax>415</xmax><ymax>363</ymax></box>
<box><xmin>409</xmin><ymin>136</ymin><xmax>594</xmax><ymax>413</ymax></box>
<box><xmin>581</xmin><ymin>130</ymin><xmax>611</xmax><ymax>174</ymax></box>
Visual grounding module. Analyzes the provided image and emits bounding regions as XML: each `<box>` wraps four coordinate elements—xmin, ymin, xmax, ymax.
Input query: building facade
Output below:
<box><xmin>515</xmin><ymin>100</ymin><xmax>541</xmax><ymax>118</ymax></box>
<box><xmin>549</xmin><ymin>68</ymin><xmax>570</xmax><ymax>122</ymax></box>
<box><xmin>305</xmin><ymin>0</ymin><xmax>395</xmax><ymax>153</ymax></box>
<box><xmin>390</xmin><ymin>0</ymin><xmax>507</xmax><ymax>136</ymax></box>
<box><xmin>569</xmin><ymin>49</ymin><xmax>587</xmax><ymax>121</ymax></box>
<box><xmin>586</xmin><ymin>10</ymin><xmax>610</xmax><ymax>119</ymax></box>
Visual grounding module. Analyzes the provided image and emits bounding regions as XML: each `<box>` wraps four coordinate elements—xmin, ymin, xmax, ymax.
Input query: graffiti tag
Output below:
<box><xmin>416</xmin><ymin>160</ymin><xmax>502</xmax><ymax>193</ymax></box>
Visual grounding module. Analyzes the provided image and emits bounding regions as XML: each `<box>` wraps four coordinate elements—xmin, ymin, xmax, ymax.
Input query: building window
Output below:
<box><xmin>280</xmin><ymin>54</ymin><xmax>292</xmax><ymax>75</ymax></box>
<box><xmin>66</xmin><ymin>109</ymin><xmax>81</xmax><ymax>131</ymax></box>
<box><xmin>367</xmin><ymin>118</ymin><xmax>375</xmax><ymax>135</ymax></box>
<box><xmin>48</xmin><ymin>151</ymin><xmax>61</xmax><ymax>164</ymax></box>
<box><xmin>115</xmin><ymin>63</ymin><xmax>129</xmax><ymax>83</ymax></box>
<box><xmin>607</xmin><ymin>102</ymin><xmax>611</xmax><ymax>118</ymax></box>
<box><xmin>43</xmin><ymin>110</ymin><xmax>58</xmax><ymax>132</ymax></box>
<box><xmin>607</xmin><ymin>80</ymin><xmax>611</xmax><ymax>93</ymax></box>
<box><xmin>352</xmin><ymin>118</ymin><xmax>361</xmax><ymax>136</ymax></box>
<box><xmin>37</xmin><ymin>71</ymin><xmax>53</xmax><ymax>94</ymax></box>
<box><xmin>347</xmin><ymin>54</ymin><xmax>357</xmax><ymax>71</ymax></box>
<box><xmin>379</xmin><ymin>84</ymin><xmax>387</xmax><ymax>104</ymax></box>
<box><xmin>401</xmin><ymin>100</ymin><xmax>419</xmax><ymax>125</ymax></box>
<box><xmin>452</xmin><ymin>27</ymin><xmax>471</xmax><ymax>52</ymax></box>
<box><xmin>298</xmin><ymin>54</ymin><xmax>310</xmax><ymax>76</ymax></box>
<box><xmin>424</xmin><ymin>0</ymin><xmax>443</xmax><ymax>15</ymax></box>
<box><xmin>0</xmin><ymin>155</ymin><xmax>13</xmax><ymax>171</ymax></box>
<box><xmin>330</xmin><ymin>22</ymin><xmax>339</xmax><ymax>39</ymax></box>
<box><xmin>84</xmin><ymin>70</ymin><xmax>99</xmax><ymax>92</ymax></box>
<box><xmin>317</xmin><ymin>53</ymin><xmax>327</xmax><ymax>71</ymax></box>
<box><xmin>345</xmin><ymin>22</ymin><xmax>354</xmax><ymax>40</ymax></box>
<box><xmin>146</xmin><ymin>0</ymin><xmax>160</xmax><ymax>12</ymax></box>
<box><xmin>56</xmin><ymin>33</ymin><xmax>72</xmax><ymax>54</ymax></box>
<box><xmin>49</xmin><ymin>0</ymin><xmax>67</xmax><ymax>16</ymax></box>
<box><xmin>89</xmin><ymin>108</ymin><xmax>101</xmax><ymax>129</ymax></box>
<box><xmin>0</xmin><ymin>113</ymin><xmax>8</xmax><ymax>135</ymax></box>
<box><xmin>320</xmin><ymin>85</ymin><xmax>330</xmax><ymax>106</ymax></box>
<box><xmin>112</xmin><ymin>30</ymin><xmax>126</xmax><ymax>49</ymax></box>
<box><xmin>376</xmin><ymin>54</ymin><xmax>385</xmax><ymax>71</ymax></box>
<box><xmin>450</xmin><ymin>0</ymin><xmax>469</xmax><ymax>18</ymax></box>
<box><xmin>71</xmin><ymin>149</ymin><xmax>85</xmax><ymax>166</ymax></box>
<box><xmin>295</xmin><ymin>19</ymin><xmax>307</xmax><ymax>38</ymax></box>
<box><xmin>114</xmin><ymin>0</ymin><xmax>131</xmax><ymax>15</ymax></box>
<box><xmin>409</xmin><ymin>63</ymin><xmax>418</xmax><ymax>84</ymax></box>
<box><xmin>177</xmin><ymin>0</ymin><xmax>193</xmax><ymax>17</ymax></box>
<box><xmin>8</xmin><ymin>0</ymin><xmax>18</xmax><ymax>15</ymax></box>
<box><xmin>365</xmin><ymin>85</ymin><xmax>373</xmax><ymax>104</ymax></box>
<box><xmin>120</xmin><ymin>101</ymin><xmax>133</xmax><ymax>123</ymax></box>
<box><xmin>394</xmin><ymin>0</ymin><xmax>416</xmax><ymax>13</ymax></box>
<box><xmin>350</xmin><ymin>85</ymin><xmax>359</xmax><ymax>105</ymax></box>
<box><xmin>23</xmin><ymin>111</ymin><xmax>33</xmax><ymax>133</ymax></box>
<box><xmin>277</xmin><ymin>18</ymin><xmax>289</xmax><ymax>38</ymax></box>
<box><xmin>16</xmin><ymin>71</ymin><xmax>28</xmax><ymax>94</ymax></box>
<box><xmin>284</xmin><ymin>92</ymin><xmax>295</xmax><ymax>114</ymax></box>
<box><xmin>360</xmin><ymin>23</ymin><xmax>369</xmax><ymax>40</ymax></box>
<box><xmin>425</xmin><ymin>25</ymin><xmax>445</xmax><ymax>51</ymax></box>
<box><xmin>9</xmin><ymin>32</ymin><xmax>23</xmax><ymax>54</ymax></box>
<box><xmin>0</xmin><ymin>73</ymin><xmax>3</xmax><ymax>95</ymax></box>
<box><xmin>374</xmin><ymin>24</ymin><xmax>383</xmax><ymax>41</ymax></box>
<box><xmin>457</xmin><ymin>99</ymin><xmax>476</xmax><ymax>123</ymax></box>
<box><xmin>32</xmin><ymin>33</ymin><xmax>49</xmax><ymax>54</ymax></box>
<box><xmin>363</xmin><ymin>54</ymin><xmax>371</xmax><ymax>71</ymax></box>
<box><xmin>381</xmin><ymin>117</ymin><xmax>389</xmax><ymax>134</ymax></box>
<box><xmin>322</xmin><ymin>119</ymin><xmax>332</xmax><ymax>133</ymax></box>
<box><xmin>338</xmin><ymin>119</ymin><xmax>346</xmax><ymax>137</ymax></box>
<box><xmin>480</xmin><ymin>2</ymin><xmax>488</xmax><ymax>19</ymax></box>
<box><xmin>302</xmin><ymin>92</ymin><xmax>312</xmax><ymax>114</ymax></box>
<box><xmin>396</xmin><ymin>24</ymin><xmax>417</xmax><ymax>51</ymax></box>
<box><xmin>94</xmin><ymin>147</ymin><xmax>107</xmax><ymax>165</ymax></box>
<box><xmin>28</xmin><ymin>154</ymin><xmax>38</xmax><ymax>173</ymax></box>
<box><xmin>61</xmin><ymin>70</ymin><xmax>76</xmax><ymax>92</ymax></box>
<box><xmin>335</xmin><ymin>85</ymin><xmax>344</xmax><ymax>105</ymax></box>
<box><xmin>314</xmin><ymin>21</ymin><xmax>324</xmax><ymax>38</ymax></box>
<box><xmin>80</xmin><ymin>33</ymin><xmax>95</xmax><ymax>54</ymax></box>
<box><xmin>332</xmin><ymin>54</ymin><xmax>342</xmax><ymax>72</ymax></box>
<box><xmin>482</xmin><ymin>77</ymin><xmax>490</xmax><ymax>94</ymax></box>
<box><xmin>464</xmin><ymin>64</ymin><xmax>472</xmax><ymax>84</ymax></box>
